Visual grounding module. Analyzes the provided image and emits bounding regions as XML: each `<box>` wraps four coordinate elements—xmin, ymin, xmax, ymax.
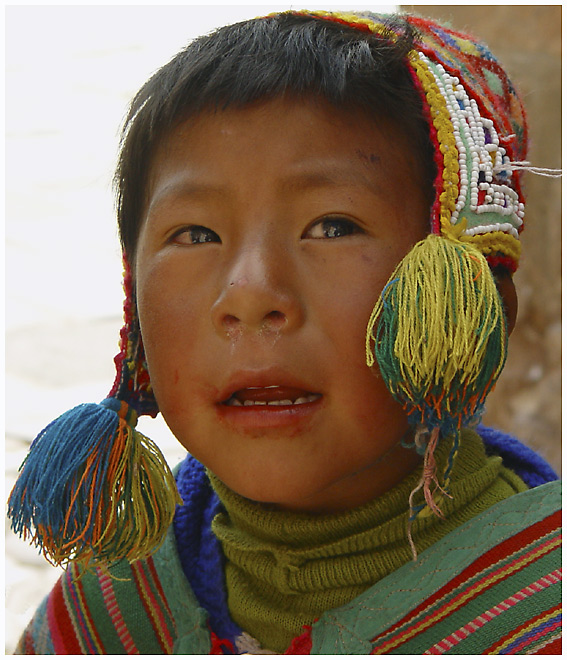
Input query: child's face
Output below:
<box><xmin>135</xmin><ymin>98</ymin><xmax>430</xmax><ymax>513</ymax></box>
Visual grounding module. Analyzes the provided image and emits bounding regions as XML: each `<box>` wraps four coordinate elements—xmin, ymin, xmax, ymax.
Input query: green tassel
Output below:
<box><xmin>366</xmin><ymin>235</ymin><xmax>508</xmax><ymax>436</ymax></box>
<box><xmin>7</xmin><ymin>398</ymin><xmax>182</xmax><ymax>569</ymax></box>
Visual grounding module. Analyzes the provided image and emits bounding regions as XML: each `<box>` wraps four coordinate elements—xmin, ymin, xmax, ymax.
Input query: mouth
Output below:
<box><xmin>222</xmin><ymin>386</ymin><xmax>322</xmax><ymax>407</ymax></box>
<box><xmin>216</xmin><ymin>375</ymin><xmax>323</xmax><ymax>430</ymax></box>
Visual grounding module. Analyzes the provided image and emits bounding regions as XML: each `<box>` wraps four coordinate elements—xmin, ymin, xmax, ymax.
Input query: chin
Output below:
<box><xmin>215</xmin><ymin>462</ymin><xmax>367</xmax><ymax>514</ymax></box>
<box><xmin>212</xmin><ymin>462</ymin><xmax>336</xmax><ymax>511</ymax></box>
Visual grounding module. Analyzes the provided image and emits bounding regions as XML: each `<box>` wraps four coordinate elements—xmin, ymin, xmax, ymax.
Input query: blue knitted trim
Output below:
<box><xmin>173</xmin><ymin>455</ymin><xmax>242</xmax><ymax>644</ymax></box>
<box><xmin>476</xmin><ymin>424</ymin><xmax>559</xmax><ymax>488</ymax></box>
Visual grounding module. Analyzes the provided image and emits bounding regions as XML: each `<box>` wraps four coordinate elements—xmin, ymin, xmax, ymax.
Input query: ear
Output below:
<box><xmin>493</xmin><ymin>269</ymin><xmax>518</xmax><ymax>336</ymax></box>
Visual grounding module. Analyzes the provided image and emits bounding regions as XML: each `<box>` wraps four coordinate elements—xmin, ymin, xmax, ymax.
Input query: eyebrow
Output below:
<box><xmin>278</xmin><ymin>161</ymin><xmax>383</xmax><ymax>196</ymax></box>
<box><xmin>148</xmin><ymin>160</ymin><xmax>384</xmax><ymax>214</ymax></box>
<box><xmin>147</xmin><ymin>180</ymin><xmax>226</xmax><ymax>215</ymax></box>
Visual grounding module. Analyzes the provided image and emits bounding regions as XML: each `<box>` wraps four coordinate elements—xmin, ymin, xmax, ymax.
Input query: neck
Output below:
<box><xmin>270</xmin><ymin>438</ymin><xmax>422</xmax><ymax>514</ymax></box>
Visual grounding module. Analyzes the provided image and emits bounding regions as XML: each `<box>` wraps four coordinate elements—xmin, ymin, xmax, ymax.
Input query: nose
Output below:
<box><xmin>211</xmin><ymin>245</ymin><xmax>304</xmax><ymax>338</ymax></box>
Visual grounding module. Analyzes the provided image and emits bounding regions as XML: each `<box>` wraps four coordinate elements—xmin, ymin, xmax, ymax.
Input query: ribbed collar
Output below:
<box><xmin>209</xmin><ymin>429</ymin><xmax>525</xmax><ymax>652</ymax></box>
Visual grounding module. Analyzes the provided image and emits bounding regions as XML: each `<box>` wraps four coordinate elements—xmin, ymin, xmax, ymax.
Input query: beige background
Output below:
<box><xmin>402</xmin><ymin>5</ymin><xmax>562</xmax><ymax>471</ymax></box>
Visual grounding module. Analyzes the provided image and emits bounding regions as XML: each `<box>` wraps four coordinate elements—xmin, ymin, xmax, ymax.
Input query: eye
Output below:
<box><xmin>170</xmin><ymin>225</ymin><xmax>221</xmax><ymax>245</ymax></box>
<box><xmin>303</xmin><ymin>216</ymin><xmax>363</xmax><ymax>239</ymax></box>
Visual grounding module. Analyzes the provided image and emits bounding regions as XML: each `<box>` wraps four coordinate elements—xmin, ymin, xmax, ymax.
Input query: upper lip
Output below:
<box><xmin>217</xmin><ymin>367</ymin><xmax>320</xmax><ymax>403</ymax></box>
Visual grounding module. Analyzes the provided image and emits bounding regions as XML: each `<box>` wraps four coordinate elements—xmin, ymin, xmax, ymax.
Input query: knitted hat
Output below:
<box><xmin>8</xmin><ymin>10</ymin><xmax>529</xmax><ymax>567</ymax></box>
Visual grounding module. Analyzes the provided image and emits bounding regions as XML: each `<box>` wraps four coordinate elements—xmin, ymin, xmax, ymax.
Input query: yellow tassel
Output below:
<box><xmin>366</xmin><ymin>235</ymin><xmax>508</xmax><ymax>434</ymax></box>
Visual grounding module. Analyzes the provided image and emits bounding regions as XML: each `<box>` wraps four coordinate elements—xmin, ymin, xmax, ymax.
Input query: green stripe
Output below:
<box><xmin>152</xmin><ymin>524</ymin><xmax>212</xmax><ymax>654</ymax></box>
<box><xmin>77</xmin><ymin>567</ymin><xmax>126</xmax><ymax>654</ymax></box>
<box><xmin>375</xmin><ymin>525</ymin><xmax>560</xmax><ymax>651</ymax></box>
<box><xmin>465</xmin><ymin>584</ymin><xmax>560</xmax><ymax>655</ymax></box>
<box><xmin>134</xmin><ymin>560</ymin><xmax>177</xmax><ymax>652</ymax></box>
<box><xmin>312</xmin><ymin>481</ymin><xmax>561</xmax><ymax>654</ymax></box>
<box><xmin>518</xmin><ymin>618</ymin><xmax>562</xmax><ymax>654</ymax></box>
<box><xmin>104</xmin><ymin>559</ymin><xmax>167</xmax><ymax>653</ymax></box>
<box><xmin>394</xmin><ymin>547</ymin><xmax>561</xmax><ymax>654</ymax></box>
<box><xmin>446</xmin><ymin>577</ymin><xmax>561</xmax><ymax>655</ymax></box>
<box><xmin>79</xmin><ymin>557</ymin><xmax>179</xmax><ymax>654</ymax></box>
<box><xmin>99</xmin><ymin>560</ymin><xmax>144</xmax><ymax>652</ymax></box>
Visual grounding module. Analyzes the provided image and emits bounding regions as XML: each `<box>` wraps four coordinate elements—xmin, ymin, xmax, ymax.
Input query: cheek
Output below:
<box><xmin>315</xmin><ymin>247</ymin><xmax>398</xmax><ymax>347</ymax></box>
<box><xmin>310</xmin><ymin>276</ymin><xmax>396</xmax><ymax>390</ymax></box>
<box><xmin>136</xmin><ymin>260</ymin><xmax>206</xmax><ymax>403</ymax></box>
<box><xmin>313</xmin><ymin>246</ymin><xmax>410</xmax><ymax>425</ymax></box>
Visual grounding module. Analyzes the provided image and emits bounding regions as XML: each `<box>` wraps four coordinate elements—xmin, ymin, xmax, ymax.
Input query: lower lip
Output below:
<box><xmin>216</xmin><ymin>398</ymin><xmax>322</xmax><ymax>430</ymax></box>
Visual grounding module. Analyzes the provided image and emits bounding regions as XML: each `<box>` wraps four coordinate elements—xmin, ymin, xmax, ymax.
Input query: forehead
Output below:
<box><xmin>145</xmin><ymin>97</ymin><xmax>430</xmax><ymax>221</ymax></box>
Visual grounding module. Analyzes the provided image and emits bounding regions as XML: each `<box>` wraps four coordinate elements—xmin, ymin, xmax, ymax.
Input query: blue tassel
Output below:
<box><xmin>7</xmin><ymin>398</ymin><xmax>181</xmax><ymax>568</ymax></box>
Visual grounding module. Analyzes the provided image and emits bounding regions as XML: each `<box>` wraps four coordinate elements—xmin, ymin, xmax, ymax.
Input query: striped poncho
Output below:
<box><xmin>16</xmin><ymin>431</ymin><xmax>561</xmax><ymax>655</ymax></box>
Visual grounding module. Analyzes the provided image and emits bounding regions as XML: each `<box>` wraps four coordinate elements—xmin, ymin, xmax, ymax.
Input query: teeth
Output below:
<box><xmin>226</xmin><ymin>394</ymin><xmax>319</xmax><ymax>407</ymax></box>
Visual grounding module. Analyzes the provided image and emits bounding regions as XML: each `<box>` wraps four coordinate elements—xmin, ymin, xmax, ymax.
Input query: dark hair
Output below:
<box><xmin>115</xmin><ymin>12</ymin><xmax>435</xmax><ymax>262</ymax></box>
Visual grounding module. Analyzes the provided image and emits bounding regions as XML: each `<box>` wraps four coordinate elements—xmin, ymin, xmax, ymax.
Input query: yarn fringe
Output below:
<box><xmin>406</xmin><ymin>427</ymin><xmax>460</xmax><ymax>561</ymax></box>
<box><xmin>365</xmin><ymin>235</ymin><xmax>506</xmax><ymax>559</ymax></box>
<box><xmin>7</xmin><ymin>398</ymin><xmax>182</xmax><ymax>569</ymax></box>
<box><xmin>366</xmin><ymin>234</ymin><xmax>508</xmax><ymax>437</ymax></box>
<box><xmin>493</xmin><ymin>160</ymin><xmax>562</xmax><ymax>178</ymax></box>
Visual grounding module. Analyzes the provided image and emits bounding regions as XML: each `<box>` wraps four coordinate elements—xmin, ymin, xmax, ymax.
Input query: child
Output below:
<box><xmin>9</xmin><ymin>9</ymin><xmax>561</xmax><ymax>655</ymax></box>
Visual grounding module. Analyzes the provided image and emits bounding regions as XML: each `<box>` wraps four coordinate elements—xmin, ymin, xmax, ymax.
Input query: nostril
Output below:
<box><xmin>217</xmin><ymin>310</ymin><xmax>289</xmax><ymax>338</ymax></box>
<box><xmin>221</xmin><ymin>314</ymin><xmax>244</xmax><ymax>341</ymax></box>
<box><xmin>223</xmin><ymin>314</ymin><xmax>240</xmax><ymax>330</ymax></box>
<box><xmin>264</xmin><ymin>310</ymin><xmax>286</xmax><ymax>329</ymax></box>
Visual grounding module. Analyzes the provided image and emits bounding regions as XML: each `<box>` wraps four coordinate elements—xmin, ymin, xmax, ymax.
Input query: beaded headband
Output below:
<box><xmin>8</xmin><ymin>10</ymin><xmax>530</xmax><ymax>567</ymax></box>
<box><xmin>321</xmin><ymin>12</ymin><xmax>527</xmax><ymax>267</ymax></box>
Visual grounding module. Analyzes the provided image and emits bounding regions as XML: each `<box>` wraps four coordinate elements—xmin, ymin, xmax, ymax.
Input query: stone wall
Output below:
<box><xmin>401</xmin><ymin>5</ymin><xmax>562</xmax><ymax>471</ymax></box>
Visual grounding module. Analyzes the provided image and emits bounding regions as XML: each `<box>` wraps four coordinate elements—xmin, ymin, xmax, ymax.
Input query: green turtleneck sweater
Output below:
<box><xmin>209</xmin><ymin>429</ymin><xmax>526</xmax><ymax>652</ymax></box>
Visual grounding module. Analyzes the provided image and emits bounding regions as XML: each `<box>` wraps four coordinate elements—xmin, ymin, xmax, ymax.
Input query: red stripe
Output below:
<box><xmin>513</xmin><ymin>618</ymin><xmax>561</xmax><ymax>654</ymax></box>
<box><xmin>22</xmin><ymin>629</ymin><xmax>36</xmax><ymax>654</ymax></box>
<box><xmin>47</xmin><ymin>576</ymin><xmax>82</xmax><ymax>654</ymax></box>
<box><xmin>424</xmin><ymin>573</ymin><xmax>560</xmax><ymax>654</ymax></box>
<box><xmin>407</xmin><ymin>16</ymin><xmax>518</xmax><ymax>145</ymax></box>
<box><xmin>372</xmin><ymin>510</ymin><xmax>560</xmax><ymax>646</ymax></box>
<box><xmin>533</xmin><ymin>636</ymin><xmax>562</xmax><ymax>655</ymax></box>
<box><xmin>97</xmin><ymin>568</ymin><xmax>139</xmax><ymax>653</ymax></box>
<box><xmin>132</xmin><ymin>561</ymin><xmax>174</xmax><ymax>653</ymax></box>
<box><xmin>146</xmin><ymin>556</ymin><xmax>176</xmax><ymax>622</ymax></box>
<box><xmin>68</xmin><ymin>565</ymin><xmax>106</xmax><ymax>653</ymax></box>
<box><xmin>484</xmin><ymin>604</ymin><xmax>562</xmax><ymax>654</ymax></box>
